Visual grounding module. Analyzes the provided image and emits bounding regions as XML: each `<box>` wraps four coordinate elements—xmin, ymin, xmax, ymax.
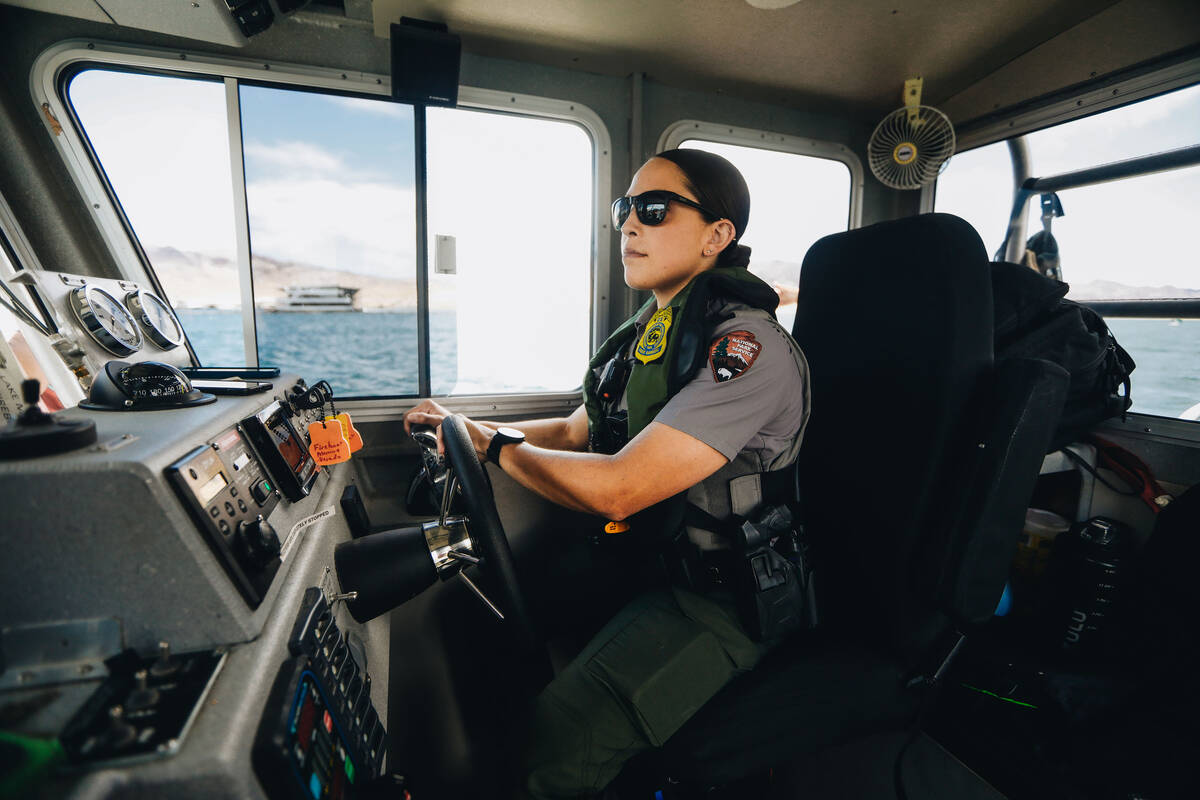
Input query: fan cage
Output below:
<box><xmin>868</xmin><ymin>105</ymin><xmax>956</xmax><ymax>190</ymax></box>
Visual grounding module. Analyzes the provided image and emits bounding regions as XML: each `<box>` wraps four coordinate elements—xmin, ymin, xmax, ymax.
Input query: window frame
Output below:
<box><xmin>925</xmin><ymin>67</ymin><xmax>1200</xmax><ymax>321</ymax></box>
<box><xmin>0</xmin><ymin>190</ymin><xmax>42</xmax><ymax>278</ymax></box>
<box><xmin>921</xmin><ymin>55</ymin><xmax>1200</xmax><ymax>213</ymax></box>
<box><xmin>657</xmin><ymin>119</ymin><xmax>865</xmax><ymax>233</ymax></box>
<box><xmin>926</xmin><ymin>62</ymin><xmax>1200</xmax><ymax>427</ymax></box>
<box><xmin>32</xmin><ymin>39</ymin><xmax>612</xmax><ymax>403</ymax></box>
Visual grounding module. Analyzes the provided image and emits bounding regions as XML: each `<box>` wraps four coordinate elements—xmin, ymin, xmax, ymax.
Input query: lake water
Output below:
<box><xmin>178</xmin><ymin>309</ymin><xmax>455</xmax><ymax>396</ymax></box>
<box><xmin>177</xmin><ymin>310</ymin><xmax>1200</xmax><ymax>419</ymax></box>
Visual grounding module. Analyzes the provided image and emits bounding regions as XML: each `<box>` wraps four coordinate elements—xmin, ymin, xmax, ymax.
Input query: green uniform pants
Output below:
<box><xmin>518</xmin><ymin>586</ymin><xmax>774</xmax><ymax>799</ymax></box>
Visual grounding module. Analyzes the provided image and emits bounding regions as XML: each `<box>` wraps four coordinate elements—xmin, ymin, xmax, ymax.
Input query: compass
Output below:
<box><xmin>124</xmin><ymin>289</ymin><xmax>184</xmax><ymax>350</ymax></box>
<box><xmin>79</xmin><ymin>361</ymin><xmax>216</xmax><ymax>411</ymax></box>
<box><xmin>68</xmin><ymin>284</ymin><xmax>143</xmax><ymax>356</ymax></box>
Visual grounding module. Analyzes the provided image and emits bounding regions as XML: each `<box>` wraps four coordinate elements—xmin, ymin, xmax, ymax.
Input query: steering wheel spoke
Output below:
<box><xmin>439</xmin><ymin>415</ymin><xmax>540</xmax><ymax>654</ymax></box>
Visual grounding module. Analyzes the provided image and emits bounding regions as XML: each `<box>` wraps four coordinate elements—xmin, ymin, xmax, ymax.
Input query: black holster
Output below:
<box><xmin>668</xmin><ymin>504</ymin><xmax>818</xmax><ymax>641</ymax></box>
<box><xmin>732</xmin><ymin>505</ymin><xmax>818</xmax><ymax>641</ymax></box>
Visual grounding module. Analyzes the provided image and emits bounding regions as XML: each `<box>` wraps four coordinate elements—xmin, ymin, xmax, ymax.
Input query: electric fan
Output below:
<box><xmin>867</xmin><ymin>77</ymin><xmax>956</xmax><ymax>190</ymax></box>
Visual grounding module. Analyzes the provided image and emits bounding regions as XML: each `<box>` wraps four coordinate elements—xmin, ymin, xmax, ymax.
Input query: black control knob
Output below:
<box><xmin>238</xmin><ymin>514</ymin><xmax>280</xmax><ymax>566</ymax></box>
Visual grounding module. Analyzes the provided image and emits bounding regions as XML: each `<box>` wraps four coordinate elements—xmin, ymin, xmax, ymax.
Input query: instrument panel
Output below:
<box><xmin>6</xmin><ymin>271</ymin><xmax>194</xmax><ymax>401</ymax></box>
<box><xmin>165</xmin><ymin>383</ymin><xmax>327</xmax><ymax>608</ymax></box>
<box><xmin>0</xmin><ymin>373</ymin><xmax>392</xmax><ymax>800</ymax></box>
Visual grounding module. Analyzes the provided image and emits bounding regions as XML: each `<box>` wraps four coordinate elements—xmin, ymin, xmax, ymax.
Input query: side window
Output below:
<box><xmin>676</xmin><ymin>139</ymin><xmax>854</xmax><ymax>331</ymax></box>
<box><xmin>237</xmin><ymin>86</ymin><xmax>418</xmax><ymax>396</ymax></box>
<box><xmin>68</xmin><ymin>70</ymin><xmax>242</xmax><ymax>368</ymax></box>
<box><xmin>64</xmin><ymin>64</ymin><xmax>597</xmax><ymax>398</ymax></box>
<box><xmin>935</xmin><ymin>84</ymin><xmax>1200</xmax><ymax>421</ymax></box>
<box><xmin>426</xmin><ymin>108</ymin><xmax>592</xmax><ymax>394</ymax></box>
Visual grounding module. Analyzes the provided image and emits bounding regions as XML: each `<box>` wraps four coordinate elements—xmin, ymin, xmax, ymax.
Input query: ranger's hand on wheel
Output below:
<box><xmin>404</xmin><ymin>401</ymin><xmax>492</xmax><ymax>462</ymax></box>
<box><xmin>404</xmin><ymin>399</ymin><xmax>452</xmax><ymax>434</ymax></box>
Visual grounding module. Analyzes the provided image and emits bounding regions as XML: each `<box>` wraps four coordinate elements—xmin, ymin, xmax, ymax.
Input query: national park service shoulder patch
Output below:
<box><xmin>709</xmin><ymin>330</ymin><xmax>762</xmax><ymax>382</ymax></box>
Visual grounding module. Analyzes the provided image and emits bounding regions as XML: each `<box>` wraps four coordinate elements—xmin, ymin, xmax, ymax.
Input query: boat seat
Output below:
<box><xmin>614</xmin><ymin>213</ymin><xmax>1070</xmax><ymax>793</ymax></box>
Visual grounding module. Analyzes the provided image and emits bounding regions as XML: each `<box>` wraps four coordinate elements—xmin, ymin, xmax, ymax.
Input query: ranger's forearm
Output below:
<box><xmin>475</xmin><ymin>416</ymin><xmax>580</xmax><ymax>451</ymax></box>
<box><xmin>495</xmin><ymin>444</ymin><xmax>626</xmax><ymax>518</ymax></box>
<box><xmin>477</xmin><ymin>405</ymin><xmax>588</xmax><ymax>452</ymax></box>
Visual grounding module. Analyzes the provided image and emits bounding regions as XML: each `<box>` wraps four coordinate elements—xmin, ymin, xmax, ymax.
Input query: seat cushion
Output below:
<box><xmin>655</xmin><ymin>631</ymin><xmax>922</xmax><ymax>786</ymax></box>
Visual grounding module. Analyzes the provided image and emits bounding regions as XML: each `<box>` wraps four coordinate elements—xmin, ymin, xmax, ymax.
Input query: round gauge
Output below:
<box><xmin>125</xmin><ymin>289</ymin><xmax>184</xmax><ymax>350</ymax></box>
<box><xmin>69</xmin><ymin>285</ymin><xmax>143</xmax><ymax>356</ymax></box>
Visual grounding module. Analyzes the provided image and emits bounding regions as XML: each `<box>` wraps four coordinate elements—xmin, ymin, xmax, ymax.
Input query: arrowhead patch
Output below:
<box><xmin>709</xmin><ymin>330</ymin><xmax>762</xmax><ymax>382</ymax></box>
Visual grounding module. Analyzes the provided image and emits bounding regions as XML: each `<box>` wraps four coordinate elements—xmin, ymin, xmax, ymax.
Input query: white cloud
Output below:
<box><xmin>329</xmin><ymin>95</ymin><xmax>410</xmax><ymax>118</ymax></box>
<box><xmin>245</xmin><ymin>177</ymin><xmax>416</xmax><ymax>275</ymax></box>
<box><xmin>244</xmin><ymin>140</ymin><xmax>345</xmax><ymax>175</ymax></box>
<box><xmin>71</xmin><ymin>86</ymin><xmax>239</xmax><ymax>256</ymax></box>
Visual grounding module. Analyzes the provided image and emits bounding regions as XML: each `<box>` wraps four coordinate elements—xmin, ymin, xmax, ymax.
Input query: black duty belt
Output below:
<box><xmin>698</xmin><ymin>549</ymin><xmax>740</xmax><ymax>591</ymax></box>
<box><xmin>663</xmin><ymin>544</ymin><xmax>740</xmax><ymax>595</ymax></box>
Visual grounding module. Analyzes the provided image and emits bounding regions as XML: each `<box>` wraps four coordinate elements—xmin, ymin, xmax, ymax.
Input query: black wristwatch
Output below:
<box><xmin>486</xmin><ymin>426</ymin><xmax>526</xmax><ymax>464</ymax></box>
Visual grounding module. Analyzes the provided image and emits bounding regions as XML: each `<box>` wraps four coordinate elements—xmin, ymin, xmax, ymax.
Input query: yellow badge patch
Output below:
<box><xmin>635</xmin><ymin>307</ymin><xmax>673</xmax><ymax>364</ymax></box>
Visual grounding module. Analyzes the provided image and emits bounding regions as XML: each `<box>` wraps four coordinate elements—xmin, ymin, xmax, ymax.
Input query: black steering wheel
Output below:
<box><xmin>440</xmin><ymin>414</ymin><xmax>541</xmax><ymax>656</ymax></box>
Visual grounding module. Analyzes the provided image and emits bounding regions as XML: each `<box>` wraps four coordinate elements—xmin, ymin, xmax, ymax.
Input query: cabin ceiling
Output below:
<box><xmin>372</xmin><ymin>0</ymin><xmax>1200</xmax><ymax>123</ymax></box>
<box><xmin>2</xmin><ymin>0</ymin><xmax>1198</xmax><ymax>127</ymax></box>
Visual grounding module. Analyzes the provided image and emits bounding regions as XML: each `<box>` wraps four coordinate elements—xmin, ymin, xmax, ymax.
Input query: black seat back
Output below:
<box><xmin>792</xmin><ymin>213</ymin><xmax>993</xmax><ymax>661</ymax></box>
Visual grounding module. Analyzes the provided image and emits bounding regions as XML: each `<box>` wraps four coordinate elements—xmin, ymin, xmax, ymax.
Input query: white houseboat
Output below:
<box><xmin>270</xmin><ymin>285</ymin><xmax>360</xmax><ymax>312</ymax></box>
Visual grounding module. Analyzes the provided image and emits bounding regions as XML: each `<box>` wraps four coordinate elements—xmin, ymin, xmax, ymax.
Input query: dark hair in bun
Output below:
<box><xmin>653</xmin><ymin>148</ymin><xmax>752</xmax><ymax>268</ymax></box>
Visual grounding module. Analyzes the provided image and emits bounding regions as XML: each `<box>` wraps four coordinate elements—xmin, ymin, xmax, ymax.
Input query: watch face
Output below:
<box><xmin>496</xmin><ymin>426</ymin><xmax>525</xmax><ymax>442</ymax></box>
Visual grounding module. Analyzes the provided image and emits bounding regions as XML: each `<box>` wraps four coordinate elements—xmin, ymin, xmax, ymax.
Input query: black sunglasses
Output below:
<box><xmin>612</xmin><ymin>190</ymin><xmax>722</xmax><ymax>229</ymax></box>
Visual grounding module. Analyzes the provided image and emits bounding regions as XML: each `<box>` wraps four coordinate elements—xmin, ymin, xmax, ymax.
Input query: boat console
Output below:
<box><xmin>0</xmin><ymin>374</ymin><xmax>392</xmax><ymax>799</ymax></box>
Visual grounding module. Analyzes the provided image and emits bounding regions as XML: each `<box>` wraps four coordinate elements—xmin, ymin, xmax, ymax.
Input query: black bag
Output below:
<box><xmin>991</xmin><ymin>261</ymin><xmax>1135</xmax><ymax>452</ymax></box>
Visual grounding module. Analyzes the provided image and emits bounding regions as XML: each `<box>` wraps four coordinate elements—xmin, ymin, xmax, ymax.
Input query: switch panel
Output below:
<box><xmin>167</xmin><ymin>426</ymin><xmax>282</xmax><ymax>608</ymax></box>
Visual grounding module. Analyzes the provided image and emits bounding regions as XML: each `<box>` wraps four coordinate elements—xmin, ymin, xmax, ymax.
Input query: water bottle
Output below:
<box><xmin>1045</xmin><ymin>516</ymin><xmax>1133</xmax><ymax>658</ymax></box>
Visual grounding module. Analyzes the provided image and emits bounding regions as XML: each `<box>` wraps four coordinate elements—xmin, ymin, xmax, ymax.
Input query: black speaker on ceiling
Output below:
<box><xmin>390</xmin><ymin>18</ymin><xmax>461</xmax><ymax>108</ymax></box>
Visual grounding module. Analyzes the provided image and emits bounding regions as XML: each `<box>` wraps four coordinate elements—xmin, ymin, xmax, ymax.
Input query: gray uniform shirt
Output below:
<box><xmin>621</xmin><ymin>298</ymin><xmax>811</xmax><ymax>549</ymax></box>
<box><xmin>652</xmin><ymin>300</ymin><xmax>808</xmax><ymax>464</ymax></box>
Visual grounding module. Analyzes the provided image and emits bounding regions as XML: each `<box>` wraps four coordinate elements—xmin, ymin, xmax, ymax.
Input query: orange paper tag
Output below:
<box><xmin>604</xmin><ymin>521</ymin><xmax>630</xmax><ymax>534</ymax></box>
<box><xmin>308</xmin><ymin>419</ymin><xmax>351</xmax><ymax>466</ymax></box>
<box><xmin>330</xmin><ymin>412</ymin><xmax>364</xmax><ymax>453</ymax></box>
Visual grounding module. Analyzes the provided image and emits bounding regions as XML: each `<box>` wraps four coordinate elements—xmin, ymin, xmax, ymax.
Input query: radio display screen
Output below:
<box><xmin>241</xmin><ymin>398</ymin><xmax>318</xmax><ymax>503</ymax></box>
<box><xmin>197</xmin><ymin>472</ymin><xmax>228</xmax><ymax>505</ymax></box>
<box><xmin>266</xmin><ymin>409</ymin><xmax>307</xmax><ymax>477</ymax></box>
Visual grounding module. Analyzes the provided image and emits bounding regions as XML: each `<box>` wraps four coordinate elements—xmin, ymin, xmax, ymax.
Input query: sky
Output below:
<box><xmin>239</xmin><ymin>86</ymin><xmax>417</xmax><ymax>279</ymax></box>
<box><xmin>65</xmin><ymin>67</ymin><xmax>1200</xmax><ymax>390</ymax></box>
<box><xmin>69</xmin><ymin>69</ymin><xmax>593</xmax><ymax>392</ymax></box>
<box><xmin>934</xmin><ymin>83</ymin><xmax>1200</xmax><ymax>291</ymax></box>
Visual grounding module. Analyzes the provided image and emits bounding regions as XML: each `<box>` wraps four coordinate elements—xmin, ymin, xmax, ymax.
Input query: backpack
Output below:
<box><xmin>991</xmin><ymin>260</ymin><xmax>1135</xmax><ymax>452</ymax></box>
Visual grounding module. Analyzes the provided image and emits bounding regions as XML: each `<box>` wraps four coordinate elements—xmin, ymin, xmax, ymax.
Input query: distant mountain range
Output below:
<box><xmin>147</xmin><ymin>246</ymin><xmax>451</xmax><ymax>310</ymax></box>
<box><xmin>755</xmin><ymin>259</ymin><xmax>1199</xmax><ymax>299</ymax></box>
<box><xmin>1066</xmin><ymin>279</ymin><xmax>1200</xmax><ymax>300</ymax></box>
<box><xmin>146</xmin><ymin>247</ymin><xmax>1196</xmax><ymax>309</ymax></box>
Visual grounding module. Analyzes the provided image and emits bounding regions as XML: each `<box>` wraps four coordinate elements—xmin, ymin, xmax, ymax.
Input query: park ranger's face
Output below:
<box><xmin>620</xmin><ymin>158</ymin><xmax>725</xmax><ymax>306</ymax></box>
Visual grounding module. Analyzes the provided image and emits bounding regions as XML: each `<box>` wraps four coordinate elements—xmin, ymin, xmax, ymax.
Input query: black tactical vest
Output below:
<box><xmin>582</xmin><ymin>268</ymin><xmax>809</xmax><ymax>548</ymax></box>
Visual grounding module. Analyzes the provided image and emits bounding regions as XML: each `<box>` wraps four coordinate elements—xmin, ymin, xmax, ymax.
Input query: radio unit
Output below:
<box><xmin>167</xmin><ymin>426</ymin><xmax>283</xmax><ymax>608</ymax></box>
<box><xmin>240</xmin><ymin>400</ymin><xmax>319</xmax><ymax>502</ymax></box>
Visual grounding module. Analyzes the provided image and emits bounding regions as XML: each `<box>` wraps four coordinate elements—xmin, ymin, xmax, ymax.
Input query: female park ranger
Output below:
<box><xmin>405</xmin><ymin>149</ymin><xmax>810</xmax><ymax>798</ymax></box>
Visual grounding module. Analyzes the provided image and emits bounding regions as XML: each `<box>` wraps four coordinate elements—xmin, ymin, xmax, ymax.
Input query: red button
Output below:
<box><xmin>323</xmin><ymin>710</ymin><xmax>333</xmax><ymax>733</ymax></box>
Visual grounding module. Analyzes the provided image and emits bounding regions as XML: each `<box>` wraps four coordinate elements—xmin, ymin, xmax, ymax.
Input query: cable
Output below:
<box><xmin>1060</xmin><ymin>446</ymin><xmax>1141</xmax><ymax>497</ymax></box>
<box><xmin>893</xmin><ymin>725</ymin><xmax>922</xmax><ymax>800</ymax></box>
<box><xmin>0</xmin><ymin>281</ymin><xmax>53</xmax><ymax>338</ymax></box>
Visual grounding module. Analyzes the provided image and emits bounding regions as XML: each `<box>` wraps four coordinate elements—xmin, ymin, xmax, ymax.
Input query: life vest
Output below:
<box><xmin>582</xmin><ymin>267</ymin><xmax>810</xmax><ymax>549</ymax></box>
